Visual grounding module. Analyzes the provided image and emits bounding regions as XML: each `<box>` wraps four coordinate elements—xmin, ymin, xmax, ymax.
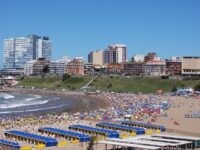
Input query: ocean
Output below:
<box><xmin>0</xmin><ymin>92</ymin><xmax>72</xmax><ymax>116</ymax></box>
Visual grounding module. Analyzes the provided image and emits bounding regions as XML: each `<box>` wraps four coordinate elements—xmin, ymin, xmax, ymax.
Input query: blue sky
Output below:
<box><xmin>0</xmin><ymin>0</ymin><xmax>200</xmax><ymax>68</ymax></box>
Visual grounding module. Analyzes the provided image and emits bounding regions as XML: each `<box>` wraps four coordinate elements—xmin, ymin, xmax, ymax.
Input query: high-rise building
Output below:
<box><xmin>27</xmin><ymin>34</ymin><xmax>41</xmax><ymax>59</ymax></box>
<box><xmin>3</xmin><ymin>35</ymin><xmax>52</xmax><ymax>71</ymax></box>
<box><xmin>88</xmin><ymin>44</ymin><xmax>126</xmax><ymax>66</ymax></box>
<box><xmin>103</xmin><ymin>49</ymin><xmax>117</xmax><ymax>64</ymax></box>
<box><xmin>3</xmin><ymin>38</ymin><xmax>15</xmax><ymax>69</ymax></box>
<box><xmin>3</xmin><ymin>37</ymin><xmax>33</xmax><ymax>69</ymax></box>
<box><xmin>36</xmin><ymin>36</ymin><xmax>52</xmax><ymax>60</ymax></box>
<box><xmin>88</xmin><ymin>50</ymin><xmax>104</xmax><ymax>66</ymax></box>
<box><xmin>108</xmin><ymin>44</ymin><xmax>126</xmax><ymax>64</ymax></box>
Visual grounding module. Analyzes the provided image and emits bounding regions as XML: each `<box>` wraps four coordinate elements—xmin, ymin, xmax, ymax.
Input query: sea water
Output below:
<box><xmin>0</xmin><ymin>92</ymin><xmax>71</xmax><ymax>116</ymax></box>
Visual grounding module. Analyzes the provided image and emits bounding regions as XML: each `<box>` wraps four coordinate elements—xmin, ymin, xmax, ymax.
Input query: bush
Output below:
<box><xmin>62</xmin><ymin>74</ymin><xmax>71</xmax><ymax>81</ymax></box>
<box><xmin>20</xmin><ymin>76</ymin><xmax>24</xmax><ymax>81</ymax></box>
<box><xmin>161</xmin><ymin>75</ymin><xmax>169</xmax><ymax>79</ymax></box>
<box><xmin>194</xmin><ymin>82</ymin><xmax>200</xmax><ymax>91</ymax></box>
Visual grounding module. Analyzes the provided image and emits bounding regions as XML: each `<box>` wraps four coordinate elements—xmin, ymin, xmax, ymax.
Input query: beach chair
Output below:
<box><xmin>192</xmin><ymin>113</ymin><xmax>196</xmax><ymax>118</ymax></box>
<box><xmin>198</xmin><ymin>113</ymin><xmax>200</xmax><ymax>118</ymax></box>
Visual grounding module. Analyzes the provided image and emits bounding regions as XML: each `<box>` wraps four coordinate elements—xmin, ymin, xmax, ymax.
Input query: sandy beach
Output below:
<box><xmin>0</xmin><ymin>88</ymin><xmax>200</xmax><ymax>149</ymax></box>
<box><xmin>156</xmin><ymin>96</ymin><xmax>200</xmax><ymax>136</ymax></box>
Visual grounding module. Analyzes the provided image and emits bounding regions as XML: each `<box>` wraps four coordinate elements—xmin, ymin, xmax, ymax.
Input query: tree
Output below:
<box><xmin>87</xmin><ymin>136</ymin><xmax>96</xmax><ymax>150</ymax></box>
<box><xmin>194</xmin><ymin>82</ymin><xmax>200</xmax><ymax>91</ymax></box>
<box><xmin>171</xmin><ymin>85</ymin><xmax>177</xmax><ymax>92</ymax></box>
<box><xmin>43</xmin><ymin>65</ymin><xmax>49</xmax><ymax>74</ymax></box>
<box><xmin>62</xmin><ymin>73</ymin><xmax>71</xmax><ymax>81</ymax></box>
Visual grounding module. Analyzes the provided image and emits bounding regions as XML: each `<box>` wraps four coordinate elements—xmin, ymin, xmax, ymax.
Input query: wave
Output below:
<box><xmin>0</xmin><ymin>104</ymin><xmax>67</xmax><ymax>114</ymax></box>
<box><xmin>0</xmin><ymin>93</ymin><xmax>15</xmax><ymax>99</ymax></box>
<box><xmin>25</xmin><ymin>95</ymin><xmax>41</xmax><ymax>101</ymax></box>
<box><xmin>0</xmin><ymin>100</ymin><xmax>49</xmax><ymax>109</ymax></box>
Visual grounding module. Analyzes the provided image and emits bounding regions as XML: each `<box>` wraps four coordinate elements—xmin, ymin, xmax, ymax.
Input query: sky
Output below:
<box><xmin>0</xmin><ymin>0</ymin><xmax>200</xmax><ymax>68</ymax></box>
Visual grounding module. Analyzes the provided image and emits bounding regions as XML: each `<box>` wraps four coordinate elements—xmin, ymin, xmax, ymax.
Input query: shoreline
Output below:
<box><xmin>2</xmin><ymin>87</ymin><xmax>86</xmax><ymax>97</ymax></box>
<box><xmin>0</xmin><ymin>87</ymin><xmax>109</xmax><ymax>117</ymax></box>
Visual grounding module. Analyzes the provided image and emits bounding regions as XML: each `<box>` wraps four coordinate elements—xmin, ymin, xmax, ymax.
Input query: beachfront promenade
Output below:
<box><xmin>0</xmin><ymin>90</ymin><xmax>200</xmax><ymax>149</ymax></box>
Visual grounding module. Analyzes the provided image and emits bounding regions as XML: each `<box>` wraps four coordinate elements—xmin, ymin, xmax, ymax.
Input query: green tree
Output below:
<box><xmin>62</xmin><ymin>73</ymin><xmax>71</xmax><ymax>81</ymax></box>
<box><xmin>43</xmin><ymin>65</ymin><xmax>49</xmax><ymax>74</ymax></box>
<box><xmin>171</xmin><ymin>85</ymin><xmax>177</xmax><ymax>92</ymax></box>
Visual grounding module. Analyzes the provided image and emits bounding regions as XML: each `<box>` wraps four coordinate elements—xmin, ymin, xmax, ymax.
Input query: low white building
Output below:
<box><xmin>49</xmin><ymin>56</ymin><xmax>71</xmax><ymax>76</ymax></box>
<box><xmin>50</xmin><ymin>61</ymin><xmax>67</xmax><ymax>76</ymax></box>
<box><xmin>24</xmin><ymin>60</ymin><xmax>37</xmax><ymax>76</ymax></box>
<box><xmin>131</xmin><ymin>54</ymin><xmax>145</xmax><ymax>62</ymax></box>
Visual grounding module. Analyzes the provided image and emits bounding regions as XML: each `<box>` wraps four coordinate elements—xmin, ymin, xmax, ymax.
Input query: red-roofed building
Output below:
<box><xmin>107</xmin><ymin>63</ymin><xmax>122</xmax><ymax>73</ymax></box>
<box><xmin>65</xmin><ymin>58</ymin><xmax>84</xmax><ymax>76</ymax></box>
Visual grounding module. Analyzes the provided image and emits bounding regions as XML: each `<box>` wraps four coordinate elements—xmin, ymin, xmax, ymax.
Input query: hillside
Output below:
<box><xmin>91</xmin><ymin>75</ymin><xmax>198</xmax><ymax>93</ymax></box>
<box><xmin>18</xmin><ymin>75</ymin><xmax>199</xmax><ymax>93</ymax></box>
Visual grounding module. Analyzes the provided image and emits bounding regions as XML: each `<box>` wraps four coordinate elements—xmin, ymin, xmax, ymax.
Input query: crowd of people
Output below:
<box><xmin>91</xmin><ymin>93</ymin><xmax>171</xmax><ymax>122</ymax></box>
<box><xmin>0</xmin><ymin>92</ymin><xmax>171</xmax><ymax>135</ymax></box>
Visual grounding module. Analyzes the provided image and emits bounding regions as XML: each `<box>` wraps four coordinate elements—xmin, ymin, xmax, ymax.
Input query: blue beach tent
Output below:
<box><xmin>0</xmin><ymin>139</ymin><xmax>20</xmax><ymax>149</ymax></box>
<box><xmin>96</xmin><ymin>122</ymin><xmax>145</xmax><ymax>135</ymax></box>
<box><xmin>5</xmin><ymin>130</ymin><xmax>58</xmax><ymax>147</ymax></box>
<box><xmin>69</xmin><ymin>124</ymin><xmax>119</xmax><ymax>138</ymax></box>
<box><xmin>122</xmin><ymin>120</ymin><xmax>165</xmax><ymax>132</ymax></box>
<box><xmin>39</xmin><ymin>127</ymin><xmax>90</xmax><ymax>142</ymax></box>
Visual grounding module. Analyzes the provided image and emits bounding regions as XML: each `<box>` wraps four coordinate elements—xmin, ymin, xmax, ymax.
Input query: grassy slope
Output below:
<box><xmin>19</xmin><ymin>75</ymin><xmax>198</xmax><ymax>93</ymax></box>
<box><xmin>19</xmin><ymin>76</ymin><xmax>92</xmax><ymax>90</ymax></box>
<box><xmin>92</xmin><ymin>76</ymin><xmax>198</xmax><ymax>93</ymax></box>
